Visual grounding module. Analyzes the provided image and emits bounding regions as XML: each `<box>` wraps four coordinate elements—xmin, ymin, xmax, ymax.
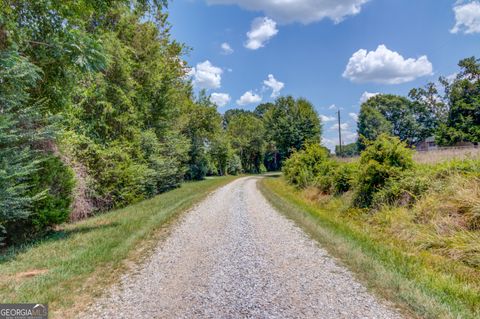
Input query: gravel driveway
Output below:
<box><xmin>83</xmin><ymin>177</ymin><xmax>402</xmax><ymax>319</ymax></box>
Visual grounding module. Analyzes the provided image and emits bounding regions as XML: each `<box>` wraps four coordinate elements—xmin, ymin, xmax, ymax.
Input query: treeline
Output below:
<box><xmin>0</xmin><ymin>1</ymin><xmax>322</xmax><ymax>245</ymax></box>
<box><xmin>337</xmin><ymin>56</ymin><xmax>480</xmax><ymax>156</ymax></box>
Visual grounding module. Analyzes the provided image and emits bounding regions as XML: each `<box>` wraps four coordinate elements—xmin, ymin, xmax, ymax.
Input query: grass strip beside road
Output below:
<box><xmin>0</xmin><ymin>176</ymin><xmax>237</xmax><ymax>318</ymax></box>
<box><xmin>259</xmin><ymin>176</ymin><xmax>480</xmax><ymax>319</ymax></box>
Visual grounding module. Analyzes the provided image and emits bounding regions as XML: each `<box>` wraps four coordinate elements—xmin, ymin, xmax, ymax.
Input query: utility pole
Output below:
<box><xmin>337</xmin><ymin>110</ymin><xmax>342</xmax><ymax>156</ymax></box>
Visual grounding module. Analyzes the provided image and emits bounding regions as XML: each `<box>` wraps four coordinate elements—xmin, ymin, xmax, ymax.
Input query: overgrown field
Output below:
<box><xmin>0</xmin><ymin>176</ymin><xmax>235</xmax><ymax>318</ymax></box>
<box><xmin>270</xmin><ymin>135</ymin><xmax>480</xmax><ymax>318</ymax></box>
<box><xmin>414</xmin><ymin>147</ymin><xmax>480</xmax><ymax>164</ymax></box>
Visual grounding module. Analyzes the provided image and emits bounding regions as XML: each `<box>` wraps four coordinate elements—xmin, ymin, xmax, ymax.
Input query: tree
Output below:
<box><xmin>209</xmin><ymin>134</ymin><xmax>233</xmax><ymax>176</ymax></box>
<box><xmin>0</xmin><ymin>50</ymin><xmax>74</xmax><ymax>244</ymax></box>
<box><xmin>436</xmin><ymin>57</ymin><xmax>480</xmax><ymax>145</ymax></box>
<box><xmin>409</xmin><ymin>82</ymin><xmax>448</xmax><ymax>133</ymax></box>
<box><xmin>227</xmin><ymin>113</ymin><xmax>266</xmax><ymax>173</ymax></box>
<box><xmin>181</xmin><ymin>92</ymin><xmax>223</xmax><ymax>180</ymax></box>
<box><xmin>263</xmin><ymin>96</ymin><xmax>322</xmax><ymax>169</ymax></box>
<box><xmin>358</xmin><ymin>94</ymin><xmax>434</xmax><ymax>148</ymax></box>
<box><xmin>254</xmin><ymin>102</ymin><xmax>275</xmax><ymax>118</ymax></box>
<box><xmin>357</xmin><ymin>105</ymin><xmax>392</xmax><ymax>150</ymax></box>
<box><xmin>223</xmin><ymin>109</ymin><xmax>253</xmax><ymax>127</ymax></box>
<box><xmin>335</xmin><ymin>143</ymin><xmax>359</xmax><ymax>157</ymax></box>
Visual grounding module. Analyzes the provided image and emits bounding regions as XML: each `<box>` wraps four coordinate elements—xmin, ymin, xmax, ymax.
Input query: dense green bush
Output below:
<box><xmin>283</xmin><ymin>143</ymin><xmax>331</xmax><ymax>188</ymax></box>
<box><xmin>372</xmin><ymin>168</ymin><xmax>430</xmax><ymax>208</ymax></box>
<box><xmin>332</xmin><ymin>162</ymin><xmax>359</xmax><ymax>195</ymax></box>
<box><xmin>353</xmin><ymin>134</ymin><xmax>414</xmax><ymax>208</ymax></box>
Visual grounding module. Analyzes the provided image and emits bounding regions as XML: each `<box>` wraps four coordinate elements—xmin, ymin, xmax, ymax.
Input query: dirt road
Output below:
<box><xmin>84</xmin><ymin>177</ymin><xmax>401</xmax><ymax>318</ymax></box>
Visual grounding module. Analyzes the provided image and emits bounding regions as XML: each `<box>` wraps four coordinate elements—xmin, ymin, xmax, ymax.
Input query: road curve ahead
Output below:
<box><xmin>84</xmin><ymin>177</ymin><xmax>402</xmax><ymax>319</ymax></box>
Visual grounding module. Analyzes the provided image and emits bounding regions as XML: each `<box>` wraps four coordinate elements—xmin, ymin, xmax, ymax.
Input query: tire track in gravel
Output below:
<box><xmin>83</xmin><ymin>177</ymin><xmax>402</xmax><ymax>319</ymax></box>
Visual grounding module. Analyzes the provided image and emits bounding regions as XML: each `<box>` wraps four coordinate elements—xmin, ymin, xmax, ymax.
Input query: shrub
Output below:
<box><xmin>5</xmin><ymin>155</ymin><xmax>75</xmax><ymax>244</ymax></box>
<box><xmin>372</xmin><ymin>168</ymin><xmax>431</xmax><ymax>208</ymax></box>
<box><xmin>332</xmin><ymin>162</ymin><xmax>359</xmax><ymax>195</ymax></box>
<box><xmin>353</xmin><ymin>134</ymin><xmax>414</xmax><ymax>208</ymax></box>
<box><xmin>283</xmin><ymin>143</ymin><xmax>331</xmax><ymax>188</ymax></box>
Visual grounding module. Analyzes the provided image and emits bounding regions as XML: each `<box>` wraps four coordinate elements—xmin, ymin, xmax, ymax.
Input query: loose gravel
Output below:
<box><xmin>83</xmin><ymin>177</ymin><xmax>402</xmax><ymax>319</ymax></box>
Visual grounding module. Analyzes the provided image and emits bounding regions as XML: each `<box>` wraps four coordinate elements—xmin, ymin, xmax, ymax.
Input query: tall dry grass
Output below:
<box><xmin>414</xmin><ymin>147</ymin><xmax>480</xmax><ymax>164</ymax></box>
<box><xmin>335</xmin><ymin>147</ymin><xmax>480</xmax><ymax>164</ymax></box>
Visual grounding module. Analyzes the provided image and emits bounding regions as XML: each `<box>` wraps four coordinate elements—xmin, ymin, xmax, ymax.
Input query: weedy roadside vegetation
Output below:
<box><xmin>269</xmin><ymin>134</ymin><xmax>480</xmax><ymax>318</ymax></box>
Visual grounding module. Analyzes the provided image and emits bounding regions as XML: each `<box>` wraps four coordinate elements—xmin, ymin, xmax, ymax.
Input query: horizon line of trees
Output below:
<box><xmin>334</xmin><ymin>56</ymin><xmax>480</xmax><ymax>157</ymax></box>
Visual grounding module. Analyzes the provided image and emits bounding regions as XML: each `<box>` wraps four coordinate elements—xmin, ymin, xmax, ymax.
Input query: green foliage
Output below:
<box><xmin>353</xmin><ymin>134</ymin><xmax>414</xmax><ymax>208</ymax></box>
<box><xmin>0</xmin><ymin>1</ymin><xmax>197</xmax><ymax>244</ymax></box>
<box><xmin>227</xmin><ymin>112</ymin><xmax>266</xmax><ymax>173</ymax></box>
<box><xmin>264</xmin><ymin>96</ymin><xmax>322</xmax><ymax>169</ymax></box>
<box><xmin>227</xmin><ymin>154</ymin><xmax>242</xmax><ymax>175</ymax></box>
<box><xmin>358</xmin><ymin>94</ymin><xmax>432</xmax><ymax>148</ymax></box>
<box><xmin>182</xmin><ymin>92</ymin><xmax>223</xmax><ymax>180</ymax></box>
<box><xmin>372</xmin><ymin>169</ymin><xmax>431</xmax><ymax>208</ymax></box>
<box><xmin>0</xmin><ymin>49</ymin><xmax>66</xmax><ymax>243</ymax></box>
<box><xmin>332</xmin><ymin>162</ymin><xmax>359</xmax><ymax>195</ymax></box>
<box><xmin>5</xmin><ymin>156</ymin><xmax>76</xmax><ymax>244</ymax></box>
<box><xmin>283</xmin><ymin>143</ymin><xmax>331</xmax><ymax>189</ymax></box>
<box><xmin>357</xmin><ymin>105</ymin><xmax>392</xmax><ymax>150</ymax></box>
<box><xmin>436</xmin><ymin>57</ymin><xmax>480</xmax><ymax>145</ymax></box>
<box><xmin>210</xmin><ymin>134</ymin><xmax>233</xmax><ymax>176</ymax></box>
<box><xmin>408</xmin><ymin>82</ymin><xmax>447</xmax><ymax>136</ymax></box>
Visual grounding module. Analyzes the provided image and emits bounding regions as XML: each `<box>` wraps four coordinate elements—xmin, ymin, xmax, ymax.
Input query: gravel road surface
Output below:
<box><xmin>84</xmin><ymin>177</ymin><xmax>402</xmax><ymax>319</ymax></box>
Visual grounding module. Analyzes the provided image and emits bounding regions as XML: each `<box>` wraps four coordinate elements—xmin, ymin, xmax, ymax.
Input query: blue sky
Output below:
<box><xmin>168</xmin><ymin>0</ymin><xmax>480</xmax><ymax>149</ymax></box>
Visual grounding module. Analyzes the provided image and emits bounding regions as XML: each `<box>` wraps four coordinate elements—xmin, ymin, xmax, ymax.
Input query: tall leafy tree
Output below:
<box><xmin>0</xmin><ymin>51</ymin><xmax>68</xmax><ymax>244</ymax></box>
<box><xmin>357</xmin><ymin>105</ymin><xmax>392</xmax><ymax>150</ymax></box>
<box><xmin>181</xmin><ymin>92</ymin><xmax>223</xmax><ymax>180</ymax></box>
<box><xmin>358</xmin><ymin>94</ymin><xmax>435</xmax><ymax>148</ymax></box>
<box><xmin>227</xmin><ymin>113</ymin><xmax>266</xmax><ymax>173</ymax></box>
<box><xmin>409</xmin><ymin>82</ymin><xmax>448</xmax><ymax>133</ymax></box>
<box><xmin>436</xmin><ymin>57</ymin><xmax>480</xmax><ymax>145</ymax></box>
<box><xmin>263</xmin><ymin>96</ymin><xmax>322</xmax><ymax>169</ymax></box>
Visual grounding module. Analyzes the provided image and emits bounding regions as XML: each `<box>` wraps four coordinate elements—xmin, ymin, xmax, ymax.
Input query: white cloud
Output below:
<box><xmin>322</xmin><ymin>137</ymin><xmax>336</xmax><ymax>151</ymax></box>
<box><xmin>210</xmin><ymin>93</ymin><xmax>231</xmax><ymax>107</ymax></box>
<box><xmin>263</xmin><ymin>74</ymin><xmax>285</xmax><ymax>97</ymax></box>
<box><xmin>245</xmin><ymin>17</ymin><xmax>278</xmax><ymax>50</ymax></box>
<box><xmin>359</xmin><ymin>91</ymin><xmax>379</xmax><ymax>104</ymax></box>
<box><xmin>348</xmin><ymin>112</ymin><xmax>358</xmax><ymax>121</ymax></box>
<box><xmin>189</xmin><ymin>60</ymin><xmax>223</xmax><ymax>89</ymax></box>
<box><xmin>343</xmin><ymin>131</ymin><xmax>358</xmax><ymax>143</ymax></box>
<box><xmin>330</xmin><ymin>123</ymin><xmax>350</xmax><ymax>130</ymax></box>
<box><xmin>451</xmin><ymin>1</ymin><xmax>480</xmax><ymax>34</ymax></box>
<box><xmin>343</xmin><ymin>45</ymin><xmax>433</xmax><ymax>84</ymax></box>
<box><xmin>320</xmin><ymin>114</ymin><xmax>336</xmax><ymax>122</ymax></box>
<box><xmin>206</xmin><ymin>0</ymin><xmax>370</xmax><ymax>24</ymax></box>
<box><xmin>221</xmin><ymin>42</ymin><xmax>234</xmax><ymax>54</ymax></box>
<box><xmin>237</xmin><ymin>91</ymin><xmax>262</xmax><ymax>106</ymax></box>
<box><xmin>328</xmin><ymin>104</ymin><xmax>337</xmax><ymax>109</ymax></box>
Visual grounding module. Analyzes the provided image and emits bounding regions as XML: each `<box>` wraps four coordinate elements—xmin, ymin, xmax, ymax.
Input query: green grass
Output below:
<box><xmin>0</xmin><ymin>176</ymin><xmax>236</xmax><ymax>318</ymax></box>
<box><xmin>259</xmin><ymin>176</ymin><xmax>480</xmax><ymax>319</ymax></box>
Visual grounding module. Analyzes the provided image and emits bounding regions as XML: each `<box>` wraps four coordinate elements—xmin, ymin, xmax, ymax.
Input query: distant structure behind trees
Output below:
<box><xmin>356</xmin><ymin>56</ymin><xmax>480</xmax><ymax>151</ymax></box>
